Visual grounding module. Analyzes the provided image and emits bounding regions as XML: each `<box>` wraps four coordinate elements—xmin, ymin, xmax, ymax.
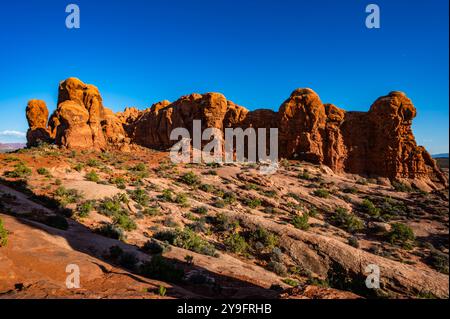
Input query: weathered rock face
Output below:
<box><xmin>45</xmin><ymin>78</ymin><xmax>130</xmax><ymax>151</ymax></box>
<box><xmin>25</xmin><ymin>78</ymin><xmax>447</xmax><ymax>188</ymax></box>
<box><xmin>25</xmin><ymin>100</ymin><xmax>52</xmax><ymax>147</ymax></box>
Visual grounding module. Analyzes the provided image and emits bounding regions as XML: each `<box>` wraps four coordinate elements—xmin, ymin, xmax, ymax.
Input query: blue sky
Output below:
<box><xmin>0</xmin><ymin>0</ymin><xmax>448</xmax><ymax>153</ymax></box>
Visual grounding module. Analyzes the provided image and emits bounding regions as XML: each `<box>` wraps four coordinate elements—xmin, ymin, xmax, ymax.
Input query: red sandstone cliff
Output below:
<box><xmin>25</xmin><ymin>78</ymin><xmax>447</xmax><ymax>189</ymax></box>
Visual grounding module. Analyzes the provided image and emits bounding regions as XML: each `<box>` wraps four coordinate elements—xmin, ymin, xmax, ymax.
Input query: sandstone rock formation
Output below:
<box><xmin>26</xmin><ymin>78</ymin><xmax>447</xmax><ymax>189</ymax></box>
<box><xmin>25</xmin><ymin>100</ymin><xmax>52</xmax><ymax>147</ymax></box>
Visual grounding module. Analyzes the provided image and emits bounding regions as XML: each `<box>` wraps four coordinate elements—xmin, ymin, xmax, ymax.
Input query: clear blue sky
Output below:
<box><xmin>0</xmin><ymin>0</ymin><xmax>448</xmax><ymax>154</ymax></box>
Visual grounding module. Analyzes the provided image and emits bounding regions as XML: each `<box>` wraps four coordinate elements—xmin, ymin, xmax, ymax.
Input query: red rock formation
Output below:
<box><xmin>25</xmin><ymin>100</ymin><xmax>52</xmax><ymax>147</ymax></box>
<box><xmin>25</xmin><ymin>78</ymin><xmax>447</xmax><ymax>189</ymax></box>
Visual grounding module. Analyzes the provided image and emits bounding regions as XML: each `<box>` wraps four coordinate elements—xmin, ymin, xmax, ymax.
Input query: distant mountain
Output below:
<box><xmin>0</xmin><ymin>142</ymin><xmax>25</xmax><ymax>153</ymax></box>
<box><xmin>433</xmin><ymin>153</ymin><xmax>449</xmax><ymax>159</ymax></box>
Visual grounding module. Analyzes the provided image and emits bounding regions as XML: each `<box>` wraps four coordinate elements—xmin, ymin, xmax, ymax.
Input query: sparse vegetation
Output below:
<box><xmin>96</xmin><ymin>223</ymin><xmax>125</xmax><ymax>240</ymax></box>
<box><xmin>0</xmin><ymin>218</ymin><xmax>8</xmax><ymax>247</ymax></box>
<box><xmin>4</xmin><ymin>162</ymin><xmax>32</xmax><ymax>178</ymax></box>
<box><xmin>180</xmin><ymin>171</ymin><xmax>200</xmax><ymax>186</ymax></box>
<box><xmin>387</xmin><ymin>223</ymin><xmax>415</xmax><ymax>248</ymax></box>
<box><xmin>154</xmin><ymin>228</ymin><xmax>217</xmax><ymax>257</ymax></box>
<box><xmin>224</xmin><ymin>233</ymin><xmax>249</xmax><ymax>254</ymax></box>
<box><xmin>85</xmin><ymin>170</ymin><xmax>100</xmax><ymax>182</ymax></box>
<box><xmin>331</xmin><ymin>207</ymin><xmax>364</xmax><ymax>233</ymax></box>
<box><xmin>313</xmin><ymin>189</ymin><xmax>329</xmax><ymax>198</ymax></box>
<box><xmin>291</xmin><ymin>213</ymin><xmax>310</xmax><ymax>231</ymax></box>
<box><xmin>140</xmin><ymin>255</ymin><xmax>184</xmax><ymax>282</ymax></box>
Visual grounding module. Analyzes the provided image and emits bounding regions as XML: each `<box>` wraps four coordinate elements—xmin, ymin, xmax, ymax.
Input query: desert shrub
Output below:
<box><xmin>77</xmin><ymin>200</ymin><xmax>95</xmax><ymax>218</ymax></box>
<box><xmin>174</xmin><ymin>193</ymin><xmax>189</xmax><ymax>206</ymax></box>
<box><xmin>243</xmin><ymin>198</ymin><xmax>262</xmax><ymax>209</ymax></box>
<box><xmin>268</xmin><ymin>261</ymin><xmax>287</xmax><ymax>276</ymax></box>
<box><xmin>331</xmin><ymin>207</ymin><xmax>364</xmax><ymax>233</ymax></box>
<box><xmin>130</xmin><ymin>188</ymin><xmax>150</xmax><ymax>206</ymax></box>
<box><xmin>187</xmin><ymin>219</ymin><xmax>208</xmax><ymax>233</ymax></box>
<box><xmin>222</xmin><ymin>192</ymin><xmax>237</xmax><ymax>205</ymax></box>
<box><xmin>96</xmin><ymin>223</ymin><xmax>125</xmax><ymax>240</ymax></box>
<box><xmin>199</xmin><ymin>184</ymin><xmax>214</xmax><ymax>193</ymax></box>
<box><xmin>377</xmin><ymin>197</ymin><xmax>408</xmax><ymax>219</ymax></box>
<box><xmin>159</xmin><ymin>189</ymin><xmax>173</xmax><ymax>202</ymax></box>
<box><xmin>113</xmin><ymin>213</ymin><xmax>137</xmax><ymax>231</ymax></box>
<box><xmin>291</xmin><ymin>213</ymin><xmax>310</xmax><ymax>231</ymax></box>
<box><xmin>262</xmin><ymin>190</ymin><xmax>277</xmax><ymax>198</ymax></box>
<box><xmin>194</xmin><ymin>206</ymin><xmax>208</xmax><ymax>215</ymax></box>
<box><xmin>154</xmin><ymin>228</ymin><xmax>217</xmax><ymax>257</ymax></box>
<box><xmin>111</xmin><ymin>176</ymin><xmax>126</xmax><ymax>189</ymax></box>
<box><xmin>87</xmin><ymin>159</ymin><xmax>100</xmax><ymax>167</ymax></box>
<box><xmin>140</xmin><ymin>255</ymin><xmax>184</xmax><ymax>282</ymax></box>
<box><xmin>348</xmin><ymin>236</ymin><xmax>360</xmax><ymax>248</ymax></box>
<box><xmin>387</xmin><ymin>223</ymin><xmax>415</xmax><ymax>248</ymax></box>
<box><xmin>54</xmin><ymin>178</ymin><xmax>62</xmax><ymax>186</ymax></box>
<box><xmin>343</xmin><ymin>187</ymin><xmax>358</xmax><ymax>194</ymax></box>
<box><xmin>85</xmin><ymin>170</ymin><xmax>100</xmax><ymax>182</ymax></box>
<box><xmin>74</xmin><ymin>163</ymin><xmax>84</xmax><ymax>172</ymax></box>
<box><xmin>45</xmin><ymin>215</ymin><xmax>69</xmax><ymax>230</ymax></box>
<box><xmin>308</xmin><ymin>207</ymin><xmax>318</xmax><ymax>217</ymax></box>
<box><xmin>4</xmin><ymin>162</ymin><xmax>32</xmax><ymax>178</ymax></box>
<box><xmin>97</xmin><ymin>197</ymin><xmax>122</xmax><ymax>217</ymax></box>
<box><xmin>392</xmin><ymin>181</ymin><xmax>412</xmax><ymax>192</ymax></box>
<box><xmin>143</xmin><ymin>206</ymin><xmax>161</xmax><ymax>217</ymax></box>
<box><xmin>298</xmin><ymin>171</ymin><xmax>312</xmax><ymax>180</ymax></box>
<box><xmin>54</xmin><ymin>187</ymin><xmax>83</xmax><ymax>206</ymax></box>
<box><xmin>204</xmin><ymin>169</ymin><xmax>217</xmax><ymax>176</ymax></box>
<box><xmin>427</xmin><ymin>249</ymin><xmax>449</xmax><ymax>274</ymax></box>
<box><xmin>356</xmin><ymin>178</ymin><xmax>368</xmax><ymax>185</ymax></box>
<box><xmin>129</xmin><ymin>163</ymin><xmax>149</xmax><ymax>179</ymax></box>
<box><xmin>143</xmin><ymin>239</ymin><xmax>171</xmax><ymax>254</ymax></box>
<box><xmin>282</xmin><ymin>278</ymin><xmax>299</xmax><ymax>287</ymax></box>
<box><xmin>0</xmin><ymin>218</ymin><xmax>8</xmax><ymax>247</ymax></box>
<box><xmin>249</xmin><ymin>227</ymin><xmax>278</xmax><ymax>249</ymax></box>
<box><xmin>37</xmin><ymin>167</ymin><xmax>51</xmax><ymax>177</ymax></box>
<box><xmin>313</xmin><ymin>189</ymin><xmax>329</xmax><ymax>198</ymax></box>
<box><xmin>244</xmin><ymin>183</ymin><xmax>260</xmax><ymax>191</ymax></box>
<box><xmin>158</xmin><ymin>285</ymin><xmax>167</xmax><ymax>296</ymax></box>
<box><xmin>224</xmin><ymin>233</ymin><xmax>249</xmax><ymax>254</ymax></box>
<box><xmin>209</xmin><ymin>213</ymin><xmax>239</xmax><ymax>232</ymax></box>
<box><xmin>180</xmin><ymin>171</ymin><xmax>200</xmax><ymax>186</ymax></box>
<box><xmin>118</xmin><ymin>252</ymin><xmax>139</xmax><ymax>269</ymax></box>
<box><xmin>360</xmin><ymin>199</ymin><xmax>380</xmax><ymax>217</ymax></box>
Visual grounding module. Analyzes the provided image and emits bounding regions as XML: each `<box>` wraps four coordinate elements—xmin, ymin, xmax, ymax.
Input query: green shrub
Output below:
<box><xmin>249</xmin><ymin>227</ymin><xmax>278</xmax><ymax>249</ymax></box>
<box><xmin>348</xmin><ymin>236</ymin><xmax>359</xmax><ymax>248</ymax></box>
<box><xmin>143</xmin><ymin>206</ymin><xmax>161</xmax><ymax>217</ymax></box>
<box><xmin>209</xmin><ymin>213</ymin><xmax>239</xmax><ymax>232</ymax></box>
<box><xmin>113</xmin><ymin>213</ymin><xmax>137</xmax><ymax>231</ymax></box>
<box><xmin>96</xmin><ymin>223</ymin><xmax>125</xmax><ymax>240</ymax></box>
<box><xmin>343</xmin><ymin>187</ymin><xmax>358</xmax><ymax>194</ymax></box>
<box><xmin>298</xmin><ymin>171</ymin><xmax>312</xmax><ymax>180</ymax></box>
<box><xmin>291</xmin><ymin>213</ymin><xmax>310</xmax><ymax>231</ymax></box>
<box><xmin>159</xmin><ymin>189</ymin><xmax>173</xmax><ymax>202</ymax></box>
<box><xmin>130</xmin><ymin>188</ymin><xmax>150</xmax><ymax>206</ymax></box>
<box><xmin>331</xmin><ymin>207</ymin><xmax>364</xmax><ymax>233</ymax></box>
<box><xmin>54</xmin><ymin>187</ymin><xmax>83</xmax><ymax>206</ymax></box>
<box><xmin>180</xmin><ymin>171</ymin><xmax>200</xmax><ymax>186</ymax></box>
<box><xmin>194</xmin><ymin>206</ymin><xmax>208</xmax><ymax>215</ymax></box>
<box><xmin>85</xmin><ymin>170</ymin><xmax>100</xmax><ymax>182</ymax></box>
<box><xmin>4</xmin><ymin>162</ymin><xmax>32</xmax><ymax>178</ymax></box>
<box><xmin>143</xmin><ymin>239</ymin><xmax>171</xmax><ymax>254</ymax></box>
<box><xmin>427</xmin><ymin>249</ymin><xmax>449</xmax><ymax>274</ymax></box>
<box><xmin>37</xmin><ymin>167</ymin><xmax>51</xmax><ymax>176</ymax></box>
<box><xmin>282</xmin><ymin>278</ymin><xmax>299</xmax><ymax>287</ymax></box>
<box><xmin>199</xmin><ymin>184</ymin><xmax>214</xmax><ymax>193</ymax></box>
<box><xmin>268</xmin><ymin>261</ymin><xmax>287</xmax><ymax>276</ymax></box>
<box><xmin>97</xmin><ymin>197</ymin><xmax>122</xmax><ymax>217</ymax></box>
<box><xmin>392</xmin><ymin>181</ymin><xmax>412</xmax><ymax>192</ymax></box>
<box><xmin>222</xmin><ymin>192</ymin><xmax>237</xmax><ymax>205</ymax></box>
<box><xmin>0</xmin><ymin>218</ymin><xmax>8</xmax><ymax>247</ymax></box>
<box><xmin>360</xmin><ymin>199</ymin><xmax>380</xmax><ymax>217</ymax></box>
<box><xmin>74</xmin><ymin>163</ymin><xmax>84</xmax><ymax>172</ymax></box>
<box><xmin>140</xmin><ymin>255</ymin><xmax>184</xmax><ymax>282</ymax></box>
<box><xmin>158</xmin><ymin>285</ymin><xmax>167</xmax><ymax>296</ymax></box>
<box><xmin>174</xmin><ymin>193</ymin><xmax>189</xmax><ymax>206</ymax></box>
<box><xmin>387</xmin><ymin>223</ymin><xmax>415</xmax><ymax>248</ymax></box>
<box><xmin>243</xmin><ymin>183</ymin><xmax>260</xmax><ymax>191</ymax></box>
<box><xmin>87</xmin><ymin>159</ymin><xmax>100</xmax><ymax>167</ymax></box>
<box><xmin>313</xmin><ymin>189</ymin><xmax>329</xmax><ymax>198</ymax></box>
<box><xmin>154</xmin><ymin>228</ymin><xmax>217</xmax><ymax>257</ymax></box>
<box><xmin>77</xmin><ymin>201</ymin><xmax>95</xmax><ymax>218</ymax></box>
<box><xmin>244</xmin><ymin>198</ymin><xmax>262</xmax><ymax>209</ymax></box>
<box><xmin>213</xmin><ymin>199</ymin><xmax>226</xmax><ymax>208</ymax></box>
<box><xmin>224</xmin><ymin>233</ymin><xmax>249</xmax><ymax>254</ymax></box>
